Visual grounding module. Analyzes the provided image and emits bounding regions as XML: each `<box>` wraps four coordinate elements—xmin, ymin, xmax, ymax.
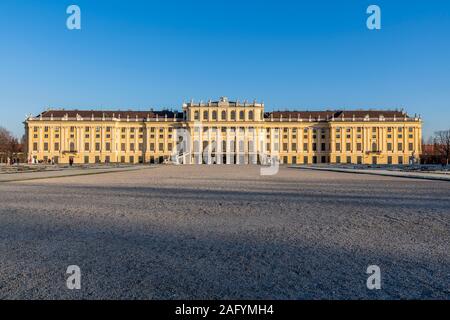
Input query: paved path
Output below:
<box><xmin>0</xmin><ymin>166</ymin><xmax>153</xmax><ymax>183</ymax></box>
<box><xmin>0</xmin><ymin>166</ymin><xmax>449</xmax><ymax>299</ymax></box>
<box><xmin>291</xmin><ymin>165</ymin><xmax>450</xmax><ymax>181</ymax></box>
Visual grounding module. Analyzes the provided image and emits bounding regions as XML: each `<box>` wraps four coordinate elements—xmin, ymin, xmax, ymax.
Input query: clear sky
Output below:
<box><xmin>0</xmin><ymin>0</ymin><xmax>449</xmax><ymax>139</ymax></box>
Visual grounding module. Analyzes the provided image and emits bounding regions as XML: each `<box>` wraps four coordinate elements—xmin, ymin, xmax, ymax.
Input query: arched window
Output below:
<box><xmin>194</xmin><ymin>111</ymin><xmax>199</xmax><ymax>121</ymax></box>
<box><xmin>221</xmin><ymin>110</ymin><xmax>226</xmax><ymax>121</ymax></box>
<box><xmin>239</xmin><ymin>111</ymin><xmax>245</xmax><ymax>120</ymax></box>
<box><xmin>203</xmin><ymin>111</ymin><xmax>209</xmax><ymax>121</ymax></box>
<box><xmin>212</xmin><ymin>110</ymin><xmax>217</xmax><ymax>120</ymax></box>
<box><xmin>231</xmin><ymin>111</ymin><xmax>236</xmax><ymax>120</ymax></box>
<box><xmin>248</xmin><ymin>110</ymin><xmax>254</xmax><ymax>120</ymax></box>
<box><xmin>372</xmin><ymin>142</ymin><xmax>377</xmax><ymax>152</ymax></box>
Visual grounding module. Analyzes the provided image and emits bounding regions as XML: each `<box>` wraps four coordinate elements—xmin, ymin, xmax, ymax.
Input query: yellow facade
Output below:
<box><xmin>25</xmin><ymin>97</ymin><xmax>422</xmax><ymax>165</ymax></box>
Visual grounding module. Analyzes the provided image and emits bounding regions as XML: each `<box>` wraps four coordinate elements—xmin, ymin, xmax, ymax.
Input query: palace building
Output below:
<box><xmin>25</xmin><ymin>97</ymin><xmax>422</xmax><ymax>165</ymax></box>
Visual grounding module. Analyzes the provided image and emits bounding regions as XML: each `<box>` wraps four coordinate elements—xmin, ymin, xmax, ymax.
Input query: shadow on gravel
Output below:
<box><xmin>16</xmin><ymin>183</ymin><xmax>450</xmax><ymax>211</ymax></box>
<box><xmin>1</xmin><ymin>217</ymin><xmax>449</xmax><ymax>300</ymax></box>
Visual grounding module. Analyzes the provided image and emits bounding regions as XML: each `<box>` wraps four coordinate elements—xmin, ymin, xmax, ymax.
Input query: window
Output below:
<box><xmin>85</xmin><ymin>143</ymin><xmax>90</xmax><ymax>151</ymax></box>
<box><xmin>388</xmin><ymin>156</ymin><xmax>392</xmax><ymax>164</ymax></box>
<box><xmin>408</xmin><ymin>143</ymin><xmax>414</xmax><ymax>151</ymax></box>
<box><xmin>321</xmin><ymin>143</ymin><xmax>326</xmax><ymax>151</ymax></box>
<box><xmin>54</xmin><ymin>142</ymin><xmax>59</xmax><ymax>151</ymax></box>
<box><xmin>357</xmin><ymin>143</ymin><xmax>362</xmax><ymax>152</ymax></box>
<box><xmin>387</xmin><ymin>143</ymin><xmax>392</xmax><ymax>151</ymax></box>
<box><xmin>357</xmin><ymin>156</ymin><xmax>362</xmax><ymax>164</ymax></box>
<box><xmin>336</xmin><ymin>156</ymin><xmax>341</xmax><ymax>164</ymax></box>
<box><xmin>312</xmin><ymin>143</ymin><xmax>317</xmax><ymax>151</ymax></box>
<box><xmin>121</xmin><ymin>143</ymin><xmax>126</xmax><ymax>152</ymax></box>
<box><xmin>95</xmin><ymin>143</ymin><xmax>100</xmax><ymax>151</ymax></box>
<box><xmin>346</xmin><ymin>143</ymin><xmax>351</xmax><ymax>152</ymax></box>
<box><xmin>159</xmin><ymin>143</ymin><xmax>164</xmax><ymax>151</ymax></box>
<box><xmin>168</xmin><ymin>143</ymin><xmax>173</xmax><ymax>151</ymax></box>
<box><xmin>292</xmin><ymin>143</ymin><xmax>297</xmax><ymax>151</ymax></box>
<box><xmin>84</xmin><ymin>156</ymin><xmax>89</xmax><ymax>164</ymax></box>
<box><xmin>231</xmin><ymin>111</ymin><xmax>236</xmax><ymax>120</ymax></box>
<box><xmin>398</xmin><ymin>143</ymin><xmax>403</xmax><ymax>151</ymax></box>
<box><xmin>303</xmin><ymin>143</ymin><xmax>308</xmax><ymax>152</ymax></box>
<box><xmin>130</xmin><ymin>143</ymin><xmax>135</xmax><ymax>151</ymax></box>
<box><xmin>283</xmin><ymin>143</ymin><xmax>288</xmax><ymax>151</ymax></box>
<box><xmin>69</xmin><ymin>142</ymin><xmax>75</xmax><ymax>152</ymax></box>
<box><xmin>212</xmin><ymin>111</ymin><xmax>217</xmax><ymax>120</ymax></box>
<box><xmin>346</xmin><ymin>156</ymin><xmax>351</xmax><ymax>164</ymax></box>
<box><xmin>372</xmin><ymin>143</ymin><xmax>377</xmax><ymax>152</ymax></box>
<box><xmin>139</xmin><ymin>143</ymin><xmax>143</xmax><ymax>151</ymax></box>
<box><xmin>221</xmin><ymin>111</ymin><xmax>226</xmax><ymax>120</ymax></box>
<box><xmin>203</xmin><ymin>111</ymin><xmax>209</xmax><ymax>120</ymax></box>
<box><xmin>248</xmin><ymin>110</ymin><xmax>254</xmax><ymax>120</ymax></box>
<box><xmin>303</xmin><ymin>156</ymin><xmax>309</xmax><ymax>164</ymax></box>
<box><xmin>194</xmin><ymin>111</ymin><xmax>200</xmax><ymax>120</ymax></box>
<box><xmin>150</xmin><ymin>143</ymin><xmax>155</xmax><ymax>151</ymax></box>
<box><xmin>239</xmin><ymin>111</ymin><xmax>245</xmax><ymax>120</ymax></box>
<box><xmin>336</xmin><ymin>143</ymin><xmax>341</xmax><ymax>152</ymax></box>
<box><xmin>106</xmin><ymin>142</ymin><xmax>111</xmax><ymax>151</ymax></box>
<box><xmin>398</xmin><ymin>156</ymin><xmax>403</xmax><ymax>164</ymax></box>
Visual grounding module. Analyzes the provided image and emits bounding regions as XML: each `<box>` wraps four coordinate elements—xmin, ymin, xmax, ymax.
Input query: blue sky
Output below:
<box><xmin>0</xmin><ymin>0</ymin><xmax>449</xmax><ymax>139</ymax></box>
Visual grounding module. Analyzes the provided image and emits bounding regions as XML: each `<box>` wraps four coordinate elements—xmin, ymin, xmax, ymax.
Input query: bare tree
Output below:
<box><xmin>0</xmin><ymin>127</ymin><xmax>24</xmax><ymax>164</ymax></box>
<box><xmin>433</xmin><ymin>130</ymin><xmax>450</xmax><ymax>166</ymax></box>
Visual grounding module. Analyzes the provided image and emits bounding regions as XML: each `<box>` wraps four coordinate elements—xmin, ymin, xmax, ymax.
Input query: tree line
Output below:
<box><xmin>422</xmin><ymin>129</ymin><xmax>450</xmax><ymax>165</ymax></box>
<box><xmin>0</xmin><ymin>127</ymin><xmax>25</xmax><ymax>164</ymax></box>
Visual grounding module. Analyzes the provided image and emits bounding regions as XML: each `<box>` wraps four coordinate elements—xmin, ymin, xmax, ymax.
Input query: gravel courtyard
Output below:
<box><xmin>0</xmin><ymin>166</ymin><xmax>449</xmax><ymax>299</ymax></box>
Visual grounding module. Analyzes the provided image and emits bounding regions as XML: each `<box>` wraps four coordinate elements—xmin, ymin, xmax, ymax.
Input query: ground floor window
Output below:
<box><xmin>84</xmin><ymin>156</ymin><xmax>89</xmax><ymax>164</ymax></box>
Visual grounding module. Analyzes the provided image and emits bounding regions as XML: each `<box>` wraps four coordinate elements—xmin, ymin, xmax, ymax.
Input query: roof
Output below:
<box><xmin>264</xmin><ymin>110</ymin><xmax>410</xmax><ymax>121</ymax></box>
<box><xmin>37</xmin><ymin>110</ymin><xmax>182</xmax><ymax>120</ymax></box>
